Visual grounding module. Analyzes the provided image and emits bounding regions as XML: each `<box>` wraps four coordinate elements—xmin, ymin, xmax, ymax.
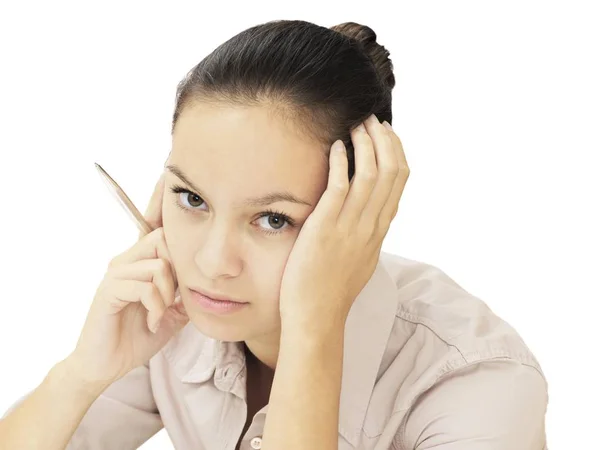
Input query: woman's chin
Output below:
<box><xmin>187</xmin><ymin>312</ymin><xmax>250</xmax><ymax>342</ymax></box>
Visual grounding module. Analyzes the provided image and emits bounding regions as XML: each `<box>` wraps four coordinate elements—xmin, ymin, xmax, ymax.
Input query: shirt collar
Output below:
<box><xmin>162</xmin><ymin>255</ymin><xmax>398</xmax><ymax>447</ymax></box>
<box><xmin>162</xmin><ymin>325</ymin><xmax>246</xmax><ymax>395</ymax></box>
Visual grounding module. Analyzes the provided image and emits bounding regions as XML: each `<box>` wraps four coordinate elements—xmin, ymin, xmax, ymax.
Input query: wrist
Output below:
<box><xmin>56</xmin><ymin>356</ymin><xmax>117</xmax><ymax>397</ymax></box>
<box><xmin>281</xmin><ymin>314</ymin><xmax>346</xmax><ymax>342</ymax></box>
<box><xmin>280</xmin><ymin>323</ymin><xmax>345</xmax><ymax>356</ymax></box>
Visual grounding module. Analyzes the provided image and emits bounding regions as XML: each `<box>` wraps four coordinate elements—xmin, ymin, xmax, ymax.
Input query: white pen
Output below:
<box><xmin>94</xmin><ymin>162</ymin><xmax>181</xmax><ymax>301</ymax></box>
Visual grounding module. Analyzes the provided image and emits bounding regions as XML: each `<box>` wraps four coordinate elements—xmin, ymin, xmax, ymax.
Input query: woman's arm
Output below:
<box><xmin>1</xmin><ymin>356</ymin><xmax>164</xmax><ymax>450</ymax></box>
<box><xmin>0</xmin><ymin>356</ymin><xmax>113</xmax><ymax>450</ymax></box>
<box><xmin>260</xmin><ymin>116</ymin><xmax>404</xmax><ymax>449</ymax></box>
<box><xmin>261</xmin><ymin>325</ymin><xmax>345</xmax><ymax>450</ymax></box>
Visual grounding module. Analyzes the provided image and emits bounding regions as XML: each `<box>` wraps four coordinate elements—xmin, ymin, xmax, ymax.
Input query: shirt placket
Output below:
<box><xmin>237</xmin><ymin>410</ymin><xmax>266</xmax><ymax>450</ymax></box>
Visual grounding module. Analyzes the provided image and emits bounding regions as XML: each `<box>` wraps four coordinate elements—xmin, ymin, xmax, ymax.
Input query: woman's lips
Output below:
<box><xmin>189</xmin><ymin>289</ymin><xmax>249</xmax><ymax>314</ymax></box>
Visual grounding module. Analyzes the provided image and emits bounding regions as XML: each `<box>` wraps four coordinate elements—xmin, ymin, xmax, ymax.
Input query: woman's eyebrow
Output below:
<box><xmin>165</xmin><ymin>164</ymin><xmax>313</xmax><ymax>208</ymax></box>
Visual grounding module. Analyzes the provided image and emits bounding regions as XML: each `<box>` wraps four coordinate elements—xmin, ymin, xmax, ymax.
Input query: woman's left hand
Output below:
<box><xmin>278</xmin><ymin>114</ymin><xmax>410</xmax><ymax>335</ymax></box>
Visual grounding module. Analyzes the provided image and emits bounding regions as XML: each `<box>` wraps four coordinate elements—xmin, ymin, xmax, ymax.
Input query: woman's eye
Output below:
<box><xmin>169</xmin><ymin>185</ymin><xmax>207</xmax><ymax>211</ymax></box>
<box><xmin>169</xmin><ymin>185</ymin><xmax>295</xmax><ymax>235</ymax></box>
<box><xmin>255</xmin><ymin>214</ymin><xmax>289</xmax><ymax>232</ymax></box>
<box><xmin>180</xmin><ymin>191</ymin><xmax>205</xmax><ymax>209</ymax></box>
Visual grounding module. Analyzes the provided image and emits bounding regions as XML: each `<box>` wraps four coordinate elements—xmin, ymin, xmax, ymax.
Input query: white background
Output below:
<box><xmin>1</xmin><ymin>1</ymin><xmax>598</xmax><ymax>448</ymax></box>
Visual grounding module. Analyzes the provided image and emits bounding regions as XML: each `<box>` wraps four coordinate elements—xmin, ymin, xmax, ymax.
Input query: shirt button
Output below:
<box><xmin>250</xmin><ymin>436</ymin><xmax>262</xmax><ymax>449</ymax></box>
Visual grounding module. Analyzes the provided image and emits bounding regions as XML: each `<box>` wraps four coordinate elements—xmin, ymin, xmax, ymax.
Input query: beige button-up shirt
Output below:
<box><xmin>2</xmin><ymin>252</ymin><xmax>549</xmax><ymax>449</ymax></box>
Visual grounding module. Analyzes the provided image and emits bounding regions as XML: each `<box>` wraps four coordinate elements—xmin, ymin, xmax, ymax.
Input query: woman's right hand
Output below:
<box><xmin>67</xmin><ymin>171</ymin><xmax>190</xmax><ymax>386</ymax></box>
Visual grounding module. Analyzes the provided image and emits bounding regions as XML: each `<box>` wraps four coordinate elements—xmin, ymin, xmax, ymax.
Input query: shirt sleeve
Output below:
<box><xmin>398</xmin><ymin>359</ymin><xmax>548</xmax><ymax>450</ymax></box>
<box><xmin>1</xmin><ymin>362</ymin><xmax>164</xmax><ymax>450</ymax></box>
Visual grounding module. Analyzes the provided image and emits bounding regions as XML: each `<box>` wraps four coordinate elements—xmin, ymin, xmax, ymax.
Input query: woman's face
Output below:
<box><xmin>162</xmin><ymin>102</ymin><xmax>328</xmax><ymax>343</ymax></box>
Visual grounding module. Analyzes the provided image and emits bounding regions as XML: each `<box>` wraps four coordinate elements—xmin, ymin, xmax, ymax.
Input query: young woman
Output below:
<box><xmin>0</xmin><ymin>20</ymin><xmax>548</xmax><ymax>450</ymax></box>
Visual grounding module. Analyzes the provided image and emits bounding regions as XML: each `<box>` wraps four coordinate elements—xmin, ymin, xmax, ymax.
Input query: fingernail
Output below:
<box><xmin>333</xmin><ymin>140</ymin><xmax>345</xmax><ymax>152</ymax></box>
<box><xmin>356</xmin><ymin>123</ymin><xmax>366</xmax><ymax>132</ymax></box>
<box><xmin>383</xmin><ymin>121</ymin><xmax>393</xmax><ymax>131</ymax></box>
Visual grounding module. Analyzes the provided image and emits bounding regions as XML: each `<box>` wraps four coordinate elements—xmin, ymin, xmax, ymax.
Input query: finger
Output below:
<box><xmin>309</xmin><ymin>139</ymin><xmax>349</xmax><ymax>223</ymax></box>
<box><xmin>153</xmin><ymin>299</ymin><xmax>190</xmax><ymax>336</ymax></box>
<box><xmin>109</xmin><ymin>258</ymin><xmax>176</xmax><ymax>308</ymax></box>
<box><xmin>110</xmin><ymin>228</ymin><xmax>178</xmax><ymax>283</ymax></box>
<box><xmin>139</xmin><ymin>171</ymin><xmax>166</xmax><ymax>240</ymax></box>
<box><xmin>108</xmin><ymin>279</ymin><xmax>167</xmax><ymax>333</ymax></box>
<box><xmin>337</xmin><ymin>120</ymin><xmax>378</xmax><ymax>227</ymax></box>
<box><xmin>386</xmin><ymin>122</ymin><xmax>409</xmax><ymax>168</ymax></box>
<box><xmin>379</xmin><ymin>122</ymin><xmax>410</xmax><ymax>224</ymax></box>
<box><xmin>358</xmin><ymin>115</ymin><xmax>399</xmax><ymax>229</ymax></box>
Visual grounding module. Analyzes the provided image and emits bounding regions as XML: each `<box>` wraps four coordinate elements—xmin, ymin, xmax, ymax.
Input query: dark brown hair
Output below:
<box><xmin>171</xmin><ymin>20</ymin><xmax>395</xmax><ymax>181</ymax></box>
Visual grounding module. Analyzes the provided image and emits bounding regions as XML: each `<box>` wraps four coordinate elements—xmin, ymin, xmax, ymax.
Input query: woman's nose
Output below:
<box><xmin>193</xmin><ymin>225</ymin><xmax>243</xmax><ymax>279</ymax></box>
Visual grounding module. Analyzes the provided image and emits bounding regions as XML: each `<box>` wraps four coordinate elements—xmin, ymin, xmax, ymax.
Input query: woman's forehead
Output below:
<box><xmin>173</xmin><ymin>103</ymin><xmax>320</xmax><ymax>149</ymax></box>
<box><xmin>168</xmin><ymin>105</ymin><xmax>328</xmax><ymax>207</ymax></box>
<box><xmin>172</xmin><ymin>105</ymin><xmax>323</xmax><ymax>168</ymax></box>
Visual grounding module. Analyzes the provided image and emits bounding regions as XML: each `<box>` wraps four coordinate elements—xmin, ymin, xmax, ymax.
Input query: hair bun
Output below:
<box><xmin>330</xmin><ymin>22</ymin><xmax>395</xmax><ymax>91</ymax></box>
